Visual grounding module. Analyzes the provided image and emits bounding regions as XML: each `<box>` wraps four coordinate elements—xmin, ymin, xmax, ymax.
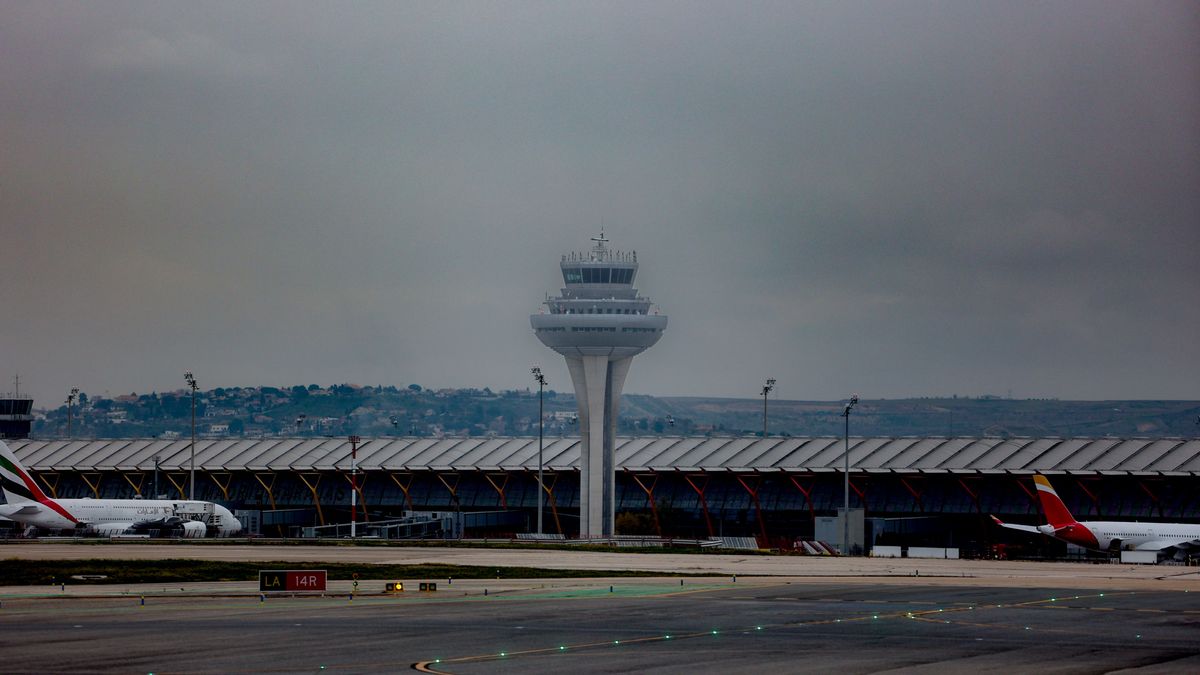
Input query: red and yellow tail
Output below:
<box><xmin>1033</xmin><ymin>474</ymin><xmax>1076</xmax><ymax>527</ymax></box>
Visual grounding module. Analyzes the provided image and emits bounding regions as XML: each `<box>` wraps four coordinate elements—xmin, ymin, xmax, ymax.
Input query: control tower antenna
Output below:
<box><xmin>531</xmin><ymin>234</ymin><xmax>668</xmax><ymax>538</ymax></box>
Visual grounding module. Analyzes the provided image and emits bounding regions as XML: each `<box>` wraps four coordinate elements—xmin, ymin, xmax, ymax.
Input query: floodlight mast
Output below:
<box><xmin>184</xmin><ymin>372</ymin><xmax>198</xmax><ymax>500</ymax></box>
<box><xmin>349</xmin><ymin>435</ymin><xmax>360</xmax><ymax>538</ymax></box>
<box><xmin>841</xmin><ymin>393</ymin><xmax>859</xmax><ymax>555</ymax></box>
<box><xmin>66</xmin><ymin>387</ymin><xmax>78</xmax><ymax>439</ymax></box>
<box><xmin>532</xmin><ymin>367</ymin><xmax>547</xmax><ymax>536</ymax></box>
<box><xmin>761</xmin><ymin>378</ymin><xmax>776</xmax><ymax>438</ymax></box>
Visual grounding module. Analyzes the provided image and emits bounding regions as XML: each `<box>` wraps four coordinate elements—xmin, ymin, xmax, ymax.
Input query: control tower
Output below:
<box><xmin>531</xmin><ymin>234</ymin><xmax>667</xmax><ymax>537</ymax></box>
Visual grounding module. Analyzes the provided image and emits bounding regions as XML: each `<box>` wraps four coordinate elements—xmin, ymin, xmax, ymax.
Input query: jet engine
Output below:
<box><xmin>179</xmin><ymin>520</ymin><xmax>207</xmax><ymax>538</ymax></box>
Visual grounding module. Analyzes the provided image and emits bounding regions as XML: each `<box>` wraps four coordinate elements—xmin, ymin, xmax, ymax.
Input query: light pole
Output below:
<box><xmin>349</xmin><ymin>435</ymin><xmax>360</xmax><ymax>538</ymax></box>
<box><xmin>761</xmin><ymin>378</ymin><xmax>775</xmax><ymax>438</ymax></box>
<box><xmin>841</xmin><ymin>393</ymin><xmax>859</xmax><ymax>555</ymax></box>
<box><xmin>153</xmin><ymin>455</ymin><xmax>160</xmax><ymax>498</ymax></box>
<box><xmin>66</xmin><ymin>387</ymin><xmax>78</xmax><ymax>439</ymax></box>
<box><xmin>185</xmin><ymin>371</ymin><xmax>198</xmax><ymax>500</ymax></box>
<box><xmin>531</xmin><ymin>366</ymin><xmax>547</xmax><ymax>536</ymax></box>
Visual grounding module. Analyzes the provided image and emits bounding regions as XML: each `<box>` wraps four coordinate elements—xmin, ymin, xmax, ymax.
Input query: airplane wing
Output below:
<box><xmin>991</xmin><ymin>515</ymin><xmax>1042</xmax><ymax>534</ymax></box>
<box><xmin>0</xmin><ymin>504</ymin><xmax>43</xmax><ymax>517</ymax></box>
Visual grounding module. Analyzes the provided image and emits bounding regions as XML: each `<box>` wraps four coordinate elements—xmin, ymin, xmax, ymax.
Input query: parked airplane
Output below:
<box><xmin>0</xmin><ymin>441</ymin><xmax>241</xmax><ymax>537</ymax></box>
<box><xmin>992</xmin><ymin>474</ymin><xmax>1200</xmax><ymax>556</ymax></box>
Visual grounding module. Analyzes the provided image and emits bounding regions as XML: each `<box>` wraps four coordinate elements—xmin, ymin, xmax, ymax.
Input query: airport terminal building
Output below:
<box><xmin>6</xmin><ymin>435</ymin><xmax>1200</xmax><ymax>554</ymax></box>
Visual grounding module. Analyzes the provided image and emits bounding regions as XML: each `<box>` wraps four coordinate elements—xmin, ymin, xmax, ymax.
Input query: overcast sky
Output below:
<box><xmin>2</xmin><ymin>1</ymin><xmax>1198</xmax><ymax>406</ymax></box>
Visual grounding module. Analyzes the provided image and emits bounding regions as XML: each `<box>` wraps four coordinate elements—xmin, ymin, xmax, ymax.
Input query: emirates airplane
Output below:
<box><xmin>0</xmin><ymin>441</ymin><xmax>241</xmax><ymax>538</ymax></box>
<box><xmin>992</xmin><ymin>474</ymin><xmax>1200</xmax><ymax>556</ymax></box>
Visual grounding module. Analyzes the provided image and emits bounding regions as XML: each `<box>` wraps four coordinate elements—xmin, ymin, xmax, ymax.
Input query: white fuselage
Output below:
<box><xmin>0</xmin><ymin>497</ymin><xmax>241</xmax><ymax>537</ymax></box>
<box><xmin>1073</xmin><ymin>520</ymin><xmax>1200</xmax><ymax>551</ymax></box>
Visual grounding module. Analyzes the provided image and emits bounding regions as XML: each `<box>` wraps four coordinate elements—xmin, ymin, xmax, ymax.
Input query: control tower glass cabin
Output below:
<box><xmin>531</xmin><ymin>234</ymin><xmax>667</xmax><ymax>537</ymax></box>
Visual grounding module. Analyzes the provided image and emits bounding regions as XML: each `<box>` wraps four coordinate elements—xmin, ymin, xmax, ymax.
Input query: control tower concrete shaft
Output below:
<box><xmin>531</xmin><ymin>234</ymin><xmax>667</xmax><ymax>537</ymax></box>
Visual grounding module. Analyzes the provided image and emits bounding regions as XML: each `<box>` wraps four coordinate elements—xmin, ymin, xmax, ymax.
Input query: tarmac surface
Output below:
<box><xmin>3</xmin><ymin>543</ymin><xmax>1200</xmax><ymax>673</ymax></box>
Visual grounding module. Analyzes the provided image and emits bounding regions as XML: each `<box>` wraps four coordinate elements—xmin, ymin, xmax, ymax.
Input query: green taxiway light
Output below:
<box><xmin>711</xmin><ymin>630</ymin><xmax>719</xmax><ymax>635</ymax></box>
<box><xmin>873</xmin><ymin>615</ymin><xmax>879</xmax><ymax>619</ymax></box>
<box><xmin>756</xmin><ymin>626</ymin><xmax>762</xmax><ymax>631</ymax></box>
<box><xmin>560</xmin><ymin>646</ymin><xmax>566</xmax><ymax>651</ymax></box>
<box><xmin>614</xmin><ymin>641</ymin><xmax>620</xmax><ymax>645</ymax></box>
<box><xmin>500</xmin><ymin>652</ymin><xmax>507</xmax><ymax>657</ymax></box>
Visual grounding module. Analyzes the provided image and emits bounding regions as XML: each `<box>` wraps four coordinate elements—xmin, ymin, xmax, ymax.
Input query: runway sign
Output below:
<box><xmin>259</xmin><ymin>570</ymin><xmax>327</xmax><ymax>592</ymax></box>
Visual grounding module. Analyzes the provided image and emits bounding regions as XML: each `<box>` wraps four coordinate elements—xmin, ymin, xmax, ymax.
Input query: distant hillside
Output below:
<box><xmin>31</xmin><ymin>385</ymin><xmax>1200</xmax><ymax>440</ymax></box>
<box><xmin>640</xmin><ymin>396</ymin><xmax>1200</xmax><ymax>439</ymax></box>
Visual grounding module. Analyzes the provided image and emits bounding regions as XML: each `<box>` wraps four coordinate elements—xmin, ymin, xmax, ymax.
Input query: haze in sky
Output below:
<box><xmin>2</xmin><ymin>2</ymin><xmax>1198</xmax><ymax>406</ymax></box>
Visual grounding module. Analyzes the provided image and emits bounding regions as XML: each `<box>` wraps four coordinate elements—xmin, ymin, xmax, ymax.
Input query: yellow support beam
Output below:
<box><xmin>36</xmin><ymin>472</ymin><xmax>60</xmax><ymax>499</ymax></box>
<box><xmin>80</xmin><ymin>472</ymin><xmax>103</xmax><ymax>499</ymax></box>
<box><xmin>165</xmin><ymin>473</ymin><xmax>189</xmax><ymax>499</ymax></box>
<box><xmin>209</xmin><ymin>472</ymin><xmax>232</xmax><ymax>501</ymax></box>
<box><xmin>251</xmin><ymin>472</ymin><xmax>282</xmax><ymax>536</ymax></box>
<box><xmin>389</xmin><ymin>472</ymin><xmax>415</xmax><ymax>511</ymax></box>
<box><xmin>120</xmin><ymin>471</ymin><xmax>146</xmax><ymax>497</ymax></box>
<box><xmin>484</xmin><ymin>473</ymin><xmax>509</xmax><ymax>509</ymax></box>
<box><xmin>296</xmin><ymin>472</ymin><xmax>326</xmax><ymax>526</ymax></box>
<box><xmin>252</xmin><ymin>473</ymin><xmax>278</xmax><ymax>511</ymax></box>
<box><xmin>435</xmin><ymin>473</ymin><xmax>460</xmax><ymax>507</ymax></box>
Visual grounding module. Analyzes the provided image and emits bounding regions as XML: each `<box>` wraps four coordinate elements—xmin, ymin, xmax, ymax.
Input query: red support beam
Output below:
<box><xmin>1015</xmin><ymin>476</ymin><xmax>1038</xmax><ymax>513</ymax></box>
<box><xmin>1075</xmin><ymin>478</ymin><xmax>1101</xmax><ymax>518</ymax></box>
<box><xmin>1138</xmin><ymin>480</ymin><xmax>1164</xmax><ymax>519</ymax></box>
<box><xmin>735</xmin><ymin>474</ymin><xmax>770</xmax><ymax>546</ymax></box>
<box><xmin>341</xmin><ymin>473</ymin><xmax>370</xmax><ymax>522</ymax></box>
<box><xmin>900</xmin><ymin>476</ymin><xmax>925</xmax><ymax>513</ymax></box>
<box><xmin>787</xmin><ymin>475</ymin><xmax>816</xmax><ymax>520</ymax></box>
<box><xmin>957</xmin><ymin>477</ymin><xmax>982</xmax><ymax>514</ymax></box>
<box><xmin>683</xmin><ymin>474</ymin><xmax>715</xmax><ymax>539</ymax></box>
<box><xmin>541</xmin><ymin>472</ymin><xmax>564</xmax><ymax>536</ymax></box>
<box><xmin>629</xmin><ymin>472</ymin><xmax>662</xmax><ymax>538</ymax></box>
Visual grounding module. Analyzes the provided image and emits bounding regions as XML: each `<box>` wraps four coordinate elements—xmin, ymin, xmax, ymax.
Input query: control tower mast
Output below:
<box><xmin>531</xmin><ymin>234</ymin><xmax>667</xmax><ymax>537</ymax></box>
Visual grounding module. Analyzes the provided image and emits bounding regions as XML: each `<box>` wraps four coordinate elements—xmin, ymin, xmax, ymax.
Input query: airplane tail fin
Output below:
<box><xmin>0</xmin><ymin>440</ymin><xmax>47</xmax><ymax>504</ymax></box>
<box><xmin>1033</xmin><ymin>474</ymin><xmax>1076</xmax><ymax>527</ymax></box>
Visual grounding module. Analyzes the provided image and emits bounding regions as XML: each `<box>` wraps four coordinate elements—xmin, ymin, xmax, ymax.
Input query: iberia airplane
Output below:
<box><xmin>0</xmin><ymin>440</ymin><xmax>241</xmax><ymax>537</ymax></box>
<box><xmin>992</xmin><ymin>474</ymin><xmax>1200</xmax><ymax>555</ymax></box>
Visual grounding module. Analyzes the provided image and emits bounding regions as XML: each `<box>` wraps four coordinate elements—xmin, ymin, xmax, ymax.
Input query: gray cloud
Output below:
<box><xmin>2</xmin><ymin>1</ymin><xmax>1197</xmax><ymax>405</ymax></box>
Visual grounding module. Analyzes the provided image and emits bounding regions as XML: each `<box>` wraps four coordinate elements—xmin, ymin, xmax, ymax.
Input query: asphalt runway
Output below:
<box><xmin>4</xmin><ymin>544</ymin><xmax>1200</xmax><ymax>673</ymax></box>
<box><xmin>8</xmin><ymin>542</ymin><xmax>1200</xmax><ymax>590</ymax></box>
<box><xmin>3</xmin><ymin>578</ymin><xmax>1200</xmax><ymax>674</ymax></box>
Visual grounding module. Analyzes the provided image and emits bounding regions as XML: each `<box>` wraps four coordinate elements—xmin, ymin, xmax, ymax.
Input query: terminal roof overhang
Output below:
<box><xmin>6</xmin><ymin>437</ymin><xmax>1200</xmax><ymax>476</ymax></box>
